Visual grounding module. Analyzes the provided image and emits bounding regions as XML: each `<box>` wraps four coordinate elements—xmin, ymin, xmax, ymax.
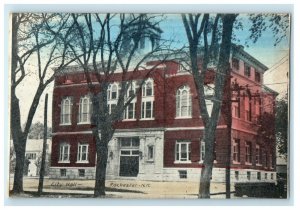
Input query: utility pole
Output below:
<box><xmin>225</xmin><ymin>78</ymin><xmax>243</xmax><ymax>198</ymax></box>
<box><xmin>38</xmin><ymin>94</ymin><xmax>48</xmax><ymax>196</ymax></box>
<box><xmin>225</xmin><ymin>75</ymin><xmax>232</xmax><ymax>199</ymax></box>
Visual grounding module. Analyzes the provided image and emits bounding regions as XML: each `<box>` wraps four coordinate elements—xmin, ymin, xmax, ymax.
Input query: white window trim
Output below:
<box><xmin>245</xmin><ymin>142</ymin><xmax>252</xmax><ymax>165</ymax></box>
<box><xmin>141</xmin><ymin>98</ymin><xmax>154</xmax><ymax>120</ymax></box>
<box><xmin>176</xmin><ymin>85</ymin><xmax>192</xmax><ymax>118</ymax></box>
<box><xmin>199</xmin><ymin>141</ymin><xmax>205</xmax><ymax>163</ymax></box>
<box><xmin>58</xmin><ymin>143</ymin><xmax>70</xmax><ymax>163</ymax></box>
<box><xmin>123</xmin><ymin>102</ymin><xmax>136</xmax><ymax>120</ymax></box>
<box><xmin>174</xmin><ymin>141</ymin><xmax>192</xmax><ymax>164</ymax></box>
<box><xmin>256</xmin><ymin>144</ymin><xmax>262</xmax><ymax>166</ymax></box>
<box><xmin>147</xmin><ymin>145</ymin><xmax>155</xmax><ymax>162</ymax></box>
<box><xmin>232</xmin><ymin>139</ymin><xmax>241</xmax><ymax>164</ymax></box>
<box><xmin>78</xmin><ymin>95</ymin><xmax>91</xmax><ymax>124</ymax></box>
<box><xmin>142</xmin><ymin>78</ymin><xmax>154</xmax><ymax>97</ymax></box>
<box><xmin>76</xmin><ymin>143</ymin><xmax>89</xmax><ymax>163</ymax></box>
<box><xmin>60</xmin><ymin>97</ymin><xmax>72</xmax><ymax>126</ymax></box>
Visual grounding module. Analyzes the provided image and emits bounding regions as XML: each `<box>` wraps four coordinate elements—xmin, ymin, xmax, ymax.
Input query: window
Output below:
<box><xmin>26</xmin><ymin>153</ymin><xmax>36</xmax><ymax>160</ymax></box>
<box><xmin>60</xmin><ymin>97</ymin><xmax>72</xmax><ymax>125</ymax></box>
<box><xmin>255</xmin><ymin>98</ymin><xmax>261</xmax><ymax>119</ymax></box>
<box><xmin>247</xmin><ymin>171</ymin><xmax>251</xmax><ymax>180</ymax></box>
<box><xmin>233</xmin><ymin>105</ymin><xmax>240</xmax><ymax>118</ymax></box>
<box><xmin>176</xmin><ymin>85</ymin><xmax>192</xmax><ymax>118</ymax></box>
<box><xmin>108</xmin><ymin>83</ymin><xmax>119</xmax><ymax>100</ymax></box>
<box><xmin>245</xmin><ymin>142</ymin><xmax>252</xmax><ymax>164</ymax></box>
<box><xmin>175</xmin><ymin>141</ymin><xmax>191</xmax><ymax>163</ymax></box>
<box><xmin>107</xmin><ymin>83</ymin><xmax>119</xmax><ymax>114</ymax></box>
<box><xmin>124</xmin><ymin>82</ymin><xmax>136</xmax><ymax>120</ymax></box>
<box><xmin>245</xmin><ymin>96</ymin><xmax>252</xmax><ymax>121</ymax></box>
<box><xmin>60</xmin><ymin>169</ymin><xmax>66</xmax><ymax>177</ymax></box>
<box><xmin>59</xmin><ymin>143</ymin><xmax>70</xmax><ymax>162</ymax></box>
<box><xmin>270</xmin><ymin>154</ymin><xmax>274</xmax><ymax>168</ymax></box>
<box><xmin>200</xmin><ymin>141</ymin><xmax>205</xmax><ymax>162</ymax></box>
<box><xmin>78</xmin><ymin>169</ymin><xmax>85</xmax><ymax>177</ymax></box>
<box><xmin>265</xmin><ymin>173</ymin><xmax>268</xmax><ymax>180</ymax></box>
<box><xmin>256</xmin><ymin>144</ymin><xmax>262</xmax><ymax>165</ymax></box>
<box><xmin>235</xmin><ymin>171</ymin><xmax>239</xmax><ymax>180</ymax></box>
<box><xmin>232</xmin><ymin>58</ymin><xmax>240</xmax><ymax>70</ymax></box>
<box><xmin>244</xmin><ymin>64</ymin><xmax>251</xmax><ymax>77</ymax></box>
<box><xmin>77</xmin><ymin>143</ymin><xmax>89</xmax><ymax>162</ymax></box>
<box><xmin>255</xmin><ymin>70</ymin><xmax>261</xmax><ymax>83</ymax></box>
<box><xmin>143</xmin><ymin>79</ymin><xmax>153</xmax><ymax>97</ymax></box>
<box><xmin>179</xmin><ymin>170</ymin><xmax>187</xmax><ymax>179</ymax></box>
<box><xmin>265</xmin><ymin>152</ymin><xmax>268</xmax><ymax>167</ymax></box>
<box><xmin>204</xmin><ymin>85</ymin><xmax>214</xmax><ymax>117</ymax></box>
<box><xmin>120</xmin><ymin>137</ymin><xmax>139</xmax><ymax>148</ymax></box>
<box><xmin>147</xmin><ymin>145</ymin><xmax>154</xmax><ymax>161</ymax></box>
<box><xmin>257</xmin><ymin>172</ymin><xmax>261</xmax><ymax>180</ymax></box>
<box><xmin>233</xmin><ymin>139</ymin><xmax>240</xmax><ymax>163</ymax></box>
<box><xmin>78</xmin><ymin>95</ymin><xmax>91</xmax><ymax>123</ymax></box>
<box><xmin>271</xmin><ymin>173</ymin><xmax>274</xmax><ymax>180</ymax></box>
<box><xmin>141</xmin><ymin>79</ymin><xmax>154</xmax><ymax>119</ymax></box>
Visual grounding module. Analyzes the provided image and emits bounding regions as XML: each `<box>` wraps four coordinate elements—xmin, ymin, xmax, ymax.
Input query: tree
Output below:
<box><xmin>28</xmin><ymin>122</ymin><xmax>52</xmax><ymax>139</ymax></box>
<box><xmin>182</xmin><ymin>14</ymin><xmax>237</xmax><ymax>198</ymax></box>
<box><xmin>68</xmin><ymin>13</ymin><xmax>168</xmax><ymax>197</ymax></box>
<box><xmin>10</xmin><ymin>13</ymin><xmax>76</xmax><ymax>194</ymax></box>
<box><xmin>182</xmin><ymin>13</ymin><xmax>290</xmax><ymax>198</ymax></box>
<box><xmin>275</xmin><ymin>93</ymin><xmax>288</xmax><ymax>159</ymax></box>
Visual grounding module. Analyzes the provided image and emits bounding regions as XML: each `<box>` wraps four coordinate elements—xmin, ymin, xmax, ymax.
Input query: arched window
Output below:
<box><xmin>141</xmin><ymin>78</ymin><xmax>154</xmax><ymax>119</ymax></box>
<box><xmin>78</xmin><ymin>95</ymin><xmax>91</xmax><ymax>123</ymax></box>
<box><xmin>107</xmin><ymin>83</ymin><xmax>119</xmax><ymax>100</ymax></box>
<box><xmin>60</xmin><ymin>97</ymin><xmax>72</xmax><ymax>125</ymax></box>
<box><xmin>142</xmin><ymin>79</ymin><xmax>153</xmax><ymax>97</ymax></box>
<box><xmin>176</xmin><ymin>85</ymin><xmax>192</xmax><ymax>117</ymax></box>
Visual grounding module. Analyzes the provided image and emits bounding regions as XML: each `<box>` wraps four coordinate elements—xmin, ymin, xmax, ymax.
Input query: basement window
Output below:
<box><xmin>60</xmin><ymin>169</ymin><xmax>66</xmax><ymax>177</ymax></box>
<box><xmin>179</xmin><ymin>170</ymin><xmax>187</xmax><ymax>179</ymax></box>
<box><xmin>247</xmin><ymin>171</ymin><xmax>251</xmax><ymax>180</ymax></box>
<box><xmin>235</xmin><ymin>171</ymin><xmax>239</xmax><ymax>180</ymax></box>
<box><xmin>78</xmin><ymin>169</ymin><xmax>85</xmax><ymax>177</ymax></box>
<box><xmin>257</xmin><ymin>172</ymin><xmax>261</xmax><ymax>180</ymax></box>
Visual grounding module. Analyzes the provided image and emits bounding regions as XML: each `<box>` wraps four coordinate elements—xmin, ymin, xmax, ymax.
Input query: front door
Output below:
<box><xmin>119</xmin><ymin>137</ymin><xmax>139</xmax><ymax>177</ymax></box>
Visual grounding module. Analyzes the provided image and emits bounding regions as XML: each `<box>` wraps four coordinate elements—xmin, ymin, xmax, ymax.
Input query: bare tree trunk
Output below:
<box><xmin>94</xmin><ymin>130</ymin><xmax>110</xmax><ymax>197</ymax></box>
<box><xmin>12</xmin><ymin>145</ymin><xmax>25</xmax><ymax>194</ymax></box>
<box><xmin>198</xmin><ymin>14</ymin><xmax>236</xmax><ymax>198</ymax></box>
<box><xmin>38</xmin><ymin>94</ymin><xmax>48</xmax><ymax>196</ymax></box>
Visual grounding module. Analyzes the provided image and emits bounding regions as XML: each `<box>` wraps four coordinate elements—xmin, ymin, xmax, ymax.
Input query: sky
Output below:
<box><xmin>14</xmin><ymin>13</ymin><xmax>290</xmax><ymax>126</ymax></box>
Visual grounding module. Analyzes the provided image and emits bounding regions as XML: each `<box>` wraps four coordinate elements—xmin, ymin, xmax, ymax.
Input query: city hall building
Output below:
<box><xmin>50</xmin><ymin>45</ymin><xmax>277</xmax><ymax>183</ymax></box>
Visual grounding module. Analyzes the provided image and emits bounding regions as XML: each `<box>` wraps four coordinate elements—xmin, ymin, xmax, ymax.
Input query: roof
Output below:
<box><xmin>232</xmin><ymin>44</ymin><xmax>269</xmax><ymax>72</ymax></box>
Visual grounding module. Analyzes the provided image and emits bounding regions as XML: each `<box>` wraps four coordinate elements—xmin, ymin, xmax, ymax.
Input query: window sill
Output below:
<box><xmin>245</xmin><ymin>162</ymin><xmax>252</xmax><ymax>166</ymax></box>
<box><xmin>77</xmin><ymin>122</ymin><xmax>90</xmax><ymax>125</ymax></box>
<box><xmin>76</xmin><ymin>161</ymin><xmax>89</xmax><ymax>164</ymax></box>
<box><xmin>256</xmin><ymin>164</ymin><xmax>263</xmax><ymax>166</ymax></box>
<box><xmin>122</xmin><ymin>119</ymin><xmax>136</xmax><ymax>121</ymax></box>
<box><xmin>146</xmin><ymin>160</ymin><xmax>154</xmax><ymax>163</ymax></box>
<box><xmin>174</xmin><ymin>161</ymin><xmax>192</xmax><ymax>164</ymax></box>
<box><xmin>140</xmin><ymin>118</ymin><xmax>155</xmax><ymax>121</ymax></box>
<box><xmin>58</xmin><ymin>161</ymin><xmax>70</xmax><ymax>164</ymax></box>
<box><xmin>198</xmin><ymin>160</ymin><xmax>218</xmax><ymax>164</ymax></box>
<box><xmin>233</xmin><ymin>161</ymin><xmax>241</xmax><ymax>164</ymax></box>
<box><xmin>60</xmin><ymin>123</ymin><xmax>71</xmax><ymax>126</ymax></box>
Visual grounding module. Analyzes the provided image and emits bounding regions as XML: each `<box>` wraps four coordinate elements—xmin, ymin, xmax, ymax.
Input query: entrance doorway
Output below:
<box><xmin>119</xmin><ymin>137</ymin><xmax>140</xmax><ymax>177</ymax></box>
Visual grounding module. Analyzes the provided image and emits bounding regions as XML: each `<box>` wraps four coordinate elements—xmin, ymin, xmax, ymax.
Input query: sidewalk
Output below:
<box><xmin>9</xmin><ymin>176</ymin><xmax>237</xmax><ymax>199</ymax></box>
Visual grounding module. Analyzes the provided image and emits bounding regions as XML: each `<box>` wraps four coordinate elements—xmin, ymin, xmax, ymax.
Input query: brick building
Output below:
<box><xmin>50</xmin><ymin>45</ymin><xmax>277</xmax><ymax>183</ymax></box>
